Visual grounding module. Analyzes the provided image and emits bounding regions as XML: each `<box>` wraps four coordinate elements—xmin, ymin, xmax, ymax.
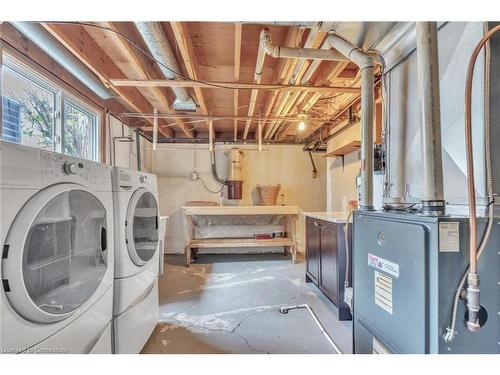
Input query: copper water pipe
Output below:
<box><xmin>464</xmin><ymin>24</ymin><xmax>500</xmax><ymax>274</ymax></box>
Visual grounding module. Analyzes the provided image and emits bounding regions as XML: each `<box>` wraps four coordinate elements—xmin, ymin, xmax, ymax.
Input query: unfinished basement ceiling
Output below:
<box><xmin>14</xmin><ymin>21</ymin><xmax>398</xmax><ymax>144</ymax></box>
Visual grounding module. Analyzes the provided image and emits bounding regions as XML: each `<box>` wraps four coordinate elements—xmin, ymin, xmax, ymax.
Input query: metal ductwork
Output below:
<box><xmin>11</xmin><ymin>21</ymin><xmax>116</xmax><ymax>100</ymax></box>
<box><xmin>327</xmin><ymin>34</ymin><xmax>375</xmax><ymax>211</ymax></box>
<box><xmin>135</xmin><ymin>22</ymin><xmax>197</xmax><ymax>112</ymax></box>
<box><xmin>415</xmin><ymin>22</ymin><xmax>445</xmax><ymax>215</ymax></box>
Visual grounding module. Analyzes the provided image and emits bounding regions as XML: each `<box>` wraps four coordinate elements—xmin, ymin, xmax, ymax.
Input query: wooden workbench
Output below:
<box><xmin>183</xmin><ymin>205</ymin><xmax>300</xmax><ymax>266</ymax></box>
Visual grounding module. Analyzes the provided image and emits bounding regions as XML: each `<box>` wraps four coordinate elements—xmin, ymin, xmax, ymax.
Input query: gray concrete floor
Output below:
<box><xmin>142</xmin><ymin>253</ymin><xmax>353</xmax><ymax>354</ymax></box>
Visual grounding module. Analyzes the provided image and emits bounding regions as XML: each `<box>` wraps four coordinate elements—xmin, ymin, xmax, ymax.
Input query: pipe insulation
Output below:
<box><xmin>328</xmin><ymin>34</ymin><xmax>375</xmax><ymax>210</ymax></box>
<box><xmin>135</xmin><ymin>22</ymin><xmax>197</xmax><ymax>111</ymax></box>
<box><xmin>415</xmin><ymin>22</ymin><xmax>445</xmax><ymax>214</ymax></box>
<box><xmin>11</xmin><ymin>22</ymin><xmax>116</xmax><ymax>100</ymax></box>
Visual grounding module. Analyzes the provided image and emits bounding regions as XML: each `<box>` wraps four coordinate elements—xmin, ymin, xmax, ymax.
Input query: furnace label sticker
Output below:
<box><xmin>374</xmin><ymin>271</ymin><xmax>393</xmax><ymax>315</ymax></box>
<box><xmin>368</xmin><ymin>253</ymin><xmax>399</xmax><ymax>278</ymax></box>
<box><xmin>439</xmin><ymin>222</ymin><xmax>460</xmax><ymax>252</ymax></box>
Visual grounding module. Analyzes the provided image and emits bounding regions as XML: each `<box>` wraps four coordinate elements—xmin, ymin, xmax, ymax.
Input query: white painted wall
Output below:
<box><xmin>326</xmin><ymin>121</ymin><xmax>362</xmax><ymax>211</ymax></box>
<box><xmin>149</xmin><ymin>144</ymin><xmax>326</xmax><ymax>254</ymax></box>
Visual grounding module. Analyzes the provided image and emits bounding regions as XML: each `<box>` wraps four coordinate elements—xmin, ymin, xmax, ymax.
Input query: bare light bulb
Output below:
<box><xmin>298</xmin><ymin>121</ymin><xmax>306</xmax><ymax>131</ymax></box>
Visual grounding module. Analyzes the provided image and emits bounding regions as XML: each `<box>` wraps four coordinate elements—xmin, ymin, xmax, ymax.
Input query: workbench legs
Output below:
<box><xmin>184</xmin><ymin>215</ymin><xmax>194</xmax><ymax>267</ymax></box>
<box><xmin>286</xmin><ymin>214</ymin><xmax>298</xmax><ymax>263</ymax></box>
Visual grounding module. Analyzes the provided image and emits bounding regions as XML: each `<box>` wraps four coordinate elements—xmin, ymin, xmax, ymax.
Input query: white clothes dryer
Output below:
<box><xmin>0</xmin><ymin>141</ymin><xmax>114</xmax><ymax>354</ymax></box>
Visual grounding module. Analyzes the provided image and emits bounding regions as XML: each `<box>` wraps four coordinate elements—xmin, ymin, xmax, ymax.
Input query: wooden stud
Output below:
<box><xmin>170</xmin><ymin>22</ymin><xmax>209</xmax><ymax>116</ymax></box>
<box><xmin>234</xmin><ymin>23</ymin><xmax>242</xmax><ymax>141</ymax></box>
<box><xmin>258</xmin><ymin>116</ymin><xmax>262</xmax><ymax>151</ymax></box>
<box><xmin>153</xmin><ymin>107</ymin><xmax>158</xmax><ymax>150</ymax></box>
<box><xmin>208</xmin><ymin>119</ymin><xmax>214</xmax><ymax>151</ymax></box>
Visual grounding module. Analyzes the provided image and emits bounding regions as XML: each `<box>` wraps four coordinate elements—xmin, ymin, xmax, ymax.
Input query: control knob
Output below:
<box><xmin>63</xmin><ymin>162</ymin><xmax>78</xmax><ymax>175</ymax></box>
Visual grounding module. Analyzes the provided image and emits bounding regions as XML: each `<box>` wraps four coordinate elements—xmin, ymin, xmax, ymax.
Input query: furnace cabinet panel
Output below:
<box><xmin>305</xmin><ymin>217</ymin><xmax>352</xmax><ymax>320</ymax></box>
<box><xmin>352</xmin><ymin>211</ymin><xmax>500</xmax><ymax>354</ymax></box>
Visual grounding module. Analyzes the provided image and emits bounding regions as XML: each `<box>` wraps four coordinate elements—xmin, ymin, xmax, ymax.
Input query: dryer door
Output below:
<box><xmin>2</xmin><ymin>184</ymin><xmax>109</xmax><ymax>324</ymax></box>
<box><xmin>125</xmin><ymin>188</ymin><xmax>159</xmax><ymax>266</ymax></box>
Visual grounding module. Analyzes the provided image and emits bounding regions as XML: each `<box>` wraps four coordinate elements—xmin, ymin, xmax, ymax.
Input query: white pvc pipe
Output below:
<box><xmin>328</xmin><ymin>34</ymin><xmax>375</xmax><ymax>210</ymax></box>
<box><xmin>360</xmin><ymin>67</ymin><xmax>375</xmax><ymax>210</ymax></box>
<box><xmin>261</xmin><ymin>29</ymin><xmax>347</xmax><ymax>62</ymax></box>
<box><xmin>279</xmin><ymin>304</ymin><xmax>343</xmax><ymax>354</ymax></box>
<box><xmin>415</xmin><ymin>22</ymin><xmax>445</xmax><ymax>207</ymax></box>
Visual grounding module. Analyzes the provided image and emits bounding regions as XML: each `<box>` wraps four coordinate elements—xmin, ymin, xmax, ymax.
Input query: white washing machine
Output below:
<box><xmin>0</xmin><ymin>141</ymin><xmax>114</xmax><ymax>353</ymax></box>
<box><xmin>111</xmin><ymin>166</ymin><xmax>160</xmax><ymax>354</ymax></box>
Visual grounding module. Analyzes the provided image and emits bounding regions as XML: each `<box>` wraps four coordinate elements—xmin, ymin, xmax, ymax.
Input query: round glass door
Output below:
<box><xmin>22</xmin><ymin>190</ymin><xmax>108</xmax><ymax>316</ymax></box>
<box><xmin>126</xmin><ymin>190</ymin><xmax>159</xmax><ymax>266</ymax></box>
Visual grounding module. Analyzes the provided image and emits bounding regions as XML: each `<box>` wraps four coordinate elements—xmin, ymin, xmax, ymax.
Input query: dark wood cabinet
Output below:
<box><xmin>305</xmin><ymin>216</ymin><xmax>352</xmax><ymax>321</ymax></box>
<box><xmin>305</xmin><ymin>218</ymin><xmax>320</xmax><ymax>284</ymax></box>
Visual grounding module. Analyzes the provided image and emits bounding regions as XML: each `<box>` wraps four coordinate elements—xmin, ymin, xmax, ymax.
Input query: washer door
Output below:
<box><xmin>2</xmin><ymin>184</ymin><xmax>109</xmax><ymax>324</ymax></box>
<box><xmin>125</xmin><ymin>188</ymin><xmax>159</xmax><ymax>266</ymax></box>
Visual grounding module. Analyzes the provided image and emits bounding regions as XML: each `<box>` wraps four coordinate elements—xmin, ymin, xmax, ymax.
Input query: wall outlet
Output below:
<box><xmin>191</xmin><ymin>171</ymin><xmax>199</xmax><ymax>181</ymax></box>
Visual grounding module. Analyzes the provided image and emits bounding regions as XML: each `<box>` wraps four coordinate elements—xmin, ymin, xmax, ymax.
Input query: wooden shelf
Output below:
<box><xmin>183</xmin><ymin>205</ymin><xmax>299</xmax><ymax>216</ymax></box>
<box><xmin>322</xmin><ymin>141</ymin><xmax>361</xmax><ymax>157</ymax></box>
<box><xmin>188</xmin><ymin>237</ymin><xmax>294</xmax><ymax>249</ymax></box>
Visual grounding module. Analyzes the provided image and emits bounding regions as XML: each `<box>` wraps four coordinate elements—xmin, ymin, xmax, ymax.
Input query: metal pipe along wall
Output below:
<box><xmin>415</xmin><ymin>22</ymin><xmax>445</xmax><ymax>213</ymax></box>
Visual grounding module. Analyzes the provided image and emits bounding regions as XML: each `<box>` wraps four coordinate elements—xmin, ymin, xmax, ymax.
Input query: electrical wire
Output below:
<box><xmin>198</xmin><ymin>176</ymin><xmax>225</xmax><ymax>194</ymax></box>
<box><xmin>43</xmin><ymin>21</ymin><xmax>333</xmax><ymax>94</ymax></box>
<box><xmin>44</xmin><ymin>21</ymin><xmax>245</xmax><ymax>91</ymax></box>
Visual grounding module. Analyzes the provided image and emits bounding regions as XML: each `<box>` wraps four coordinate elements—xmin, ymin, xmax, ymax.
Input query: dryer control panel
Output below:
<box><xmin>41</xmin><ymin>152</ymin><xmax>90</xmax><ymax>187</ymax></box>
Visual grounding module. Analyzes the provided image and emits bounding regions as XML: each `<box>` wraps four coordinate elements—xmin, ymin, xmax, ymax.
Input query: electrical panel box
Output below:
<box><xmin>352</xmin><ymin>210</ymin><xmax>500</xmax><ymax>354</ymax></box>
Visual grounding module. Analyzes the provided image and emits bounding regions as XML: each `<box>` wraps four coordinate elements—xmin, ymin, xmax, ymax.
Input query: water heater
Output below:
<box><xmin>227</xmin><ymin>148</ymin><xmax>244</xmax><ymax>200</ymax></box>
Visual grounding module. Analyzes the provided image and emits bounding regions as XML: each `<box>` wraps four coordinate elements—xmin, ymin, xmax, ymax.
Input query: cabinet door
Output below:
<box><xmin>306</xmin><ymin>217</ymin><xmax>320</xmax><ymax>284</ymax></box>
<box><xmin>319</xmin><ymin>222</ymin><xmax>339</xmax><ymax>304</ymax></box>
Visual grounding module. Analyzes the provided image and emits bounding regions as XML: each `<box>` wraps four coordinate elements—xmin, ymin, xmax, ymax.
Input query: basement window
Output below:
<box><xmin>63</xmin><ymin>99</ymin><xmax>98</xmax><ymax>160</ymax></box>
<box><xmin>1</xmin><ymin>54</ymin><xmax>100</xmax><ymax>161</ymax></box>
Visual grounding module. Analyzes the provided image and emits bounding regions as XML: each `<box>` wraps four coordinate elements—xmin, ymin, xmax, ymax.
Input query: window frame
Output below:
<box><xmin>62</xmin><ymin>94</ymin><xmax>99</xmax><ymax>161</ymax></box>
<box><xmin>2</xmin><ymin>53</ymin><xmax>101</xmax><ymax>161</ymax></box>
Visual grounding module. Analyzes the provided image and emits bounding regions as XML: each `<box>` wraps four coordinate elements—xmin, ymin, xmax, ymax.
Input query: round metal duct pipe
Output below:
<box><xmin>11</xmin><ymin>22</ymin><xmax>116</xmax><ymax>100</ymax></box>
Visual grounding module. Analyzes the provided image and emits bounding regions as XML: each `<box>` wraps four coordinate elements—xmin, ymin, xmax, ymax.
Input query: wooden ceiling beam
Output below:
<box><xmin>98</xmin><ymin>22</ymin><xmax>193</xmax><ymax>138</ymax></box>
<box><xmin>124</xmin><ymin>113</ymin><xmax>333</xmax><ymax>122</ymax></box>
<box><xmin>292</xmin><ymin>64</ymin><xmax>359</xmax><ymax>142</ymax></box>
<box><xmin>42</xmin><ymin>23</ymin><xmax>173</xmax><ymax>138</ymax></box>
<box><xmin>262</xmin><ymin>26</ymin><xmax>306</xmax><ymax>139</ymax></box>
<box><xmin>272</xmin><ymin>30</ymin><xmax>331</xmax><ymax>140</ymax></box>
<box><xmin>233</xmin><ymin>23</ymin><xmax>242</xmax><ymax>141</ymax></box>
<box><xmin>108</xmin><ymin>79</ymin><xmax>360</xmax><ymax>93</ymax></box>
<box><xmin>170</xmin><ymin>22</ymin><xmax>209</xmax><ymax>116</ymax></box>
